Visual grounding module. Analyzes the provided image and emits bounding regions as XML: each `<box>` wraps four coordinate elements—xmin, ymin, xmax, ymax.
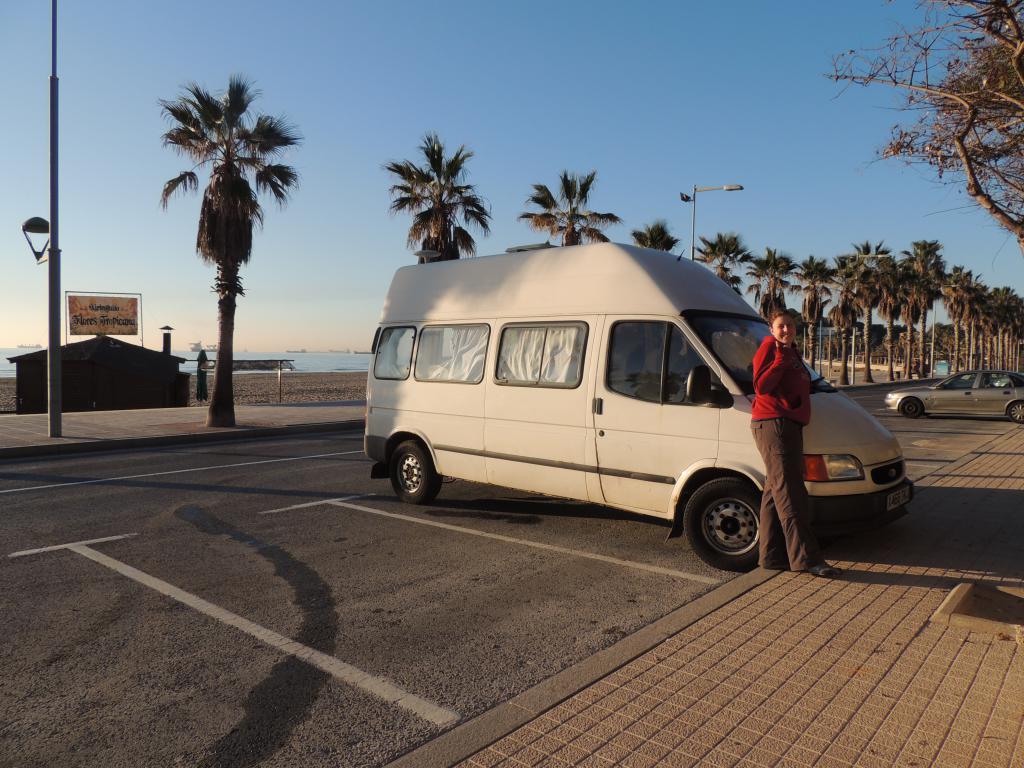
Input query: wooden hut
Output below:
<box><xmin>7</xmin><ymin>337</ymin><xmax>190</xmax><ymax>414</ymax></box>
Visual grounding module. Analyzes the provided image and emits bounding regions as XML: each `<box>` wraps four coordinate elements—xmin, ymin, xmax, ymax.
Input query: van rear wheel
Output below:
<box><xmin>683</xmin><ymin>478</ymin><xmax>760</xmax><ymax>572</ymax></box>
<box><xmin>389</xmin><ymin>440</ymin><xmax>441</xmax><ymax>505</ymax></box>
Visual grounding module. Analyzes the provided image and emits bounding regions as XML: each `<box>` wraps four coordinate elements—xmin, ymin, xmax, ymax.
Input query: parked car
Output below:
<box><xmin>885</xmin><ymin>370</ymin><xmax>1024</xmax><ymax>423</ymax></box>
<box><xmin>365</xmin><ymin>242</ymin><xmax>913</xmax><ymax>572</ymax></box>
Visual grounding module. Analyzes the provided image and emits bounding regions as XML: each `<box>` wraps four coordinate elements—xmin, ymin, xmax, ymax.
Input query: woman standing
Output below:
<box><xmin>751</xmin><ymin>308</ymin><xmax>841</xmax><ymax>577</ymax></box>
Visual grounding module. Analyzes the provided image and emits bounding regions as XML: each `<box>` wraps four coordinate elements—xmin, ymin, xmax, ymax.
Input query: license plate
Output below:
<box><xmin>886</xmin><ymin>485</ymin><xmax>911</xmax><ymax>511</ymax></box>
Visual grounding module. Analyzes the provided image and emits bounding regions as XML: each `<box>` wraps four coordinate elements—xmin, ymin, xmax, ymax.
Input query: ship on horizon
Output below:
<box><xmin>16</xmin><ymin>343</ymin><xmax>42</xmax><ymax>349</ymax></box>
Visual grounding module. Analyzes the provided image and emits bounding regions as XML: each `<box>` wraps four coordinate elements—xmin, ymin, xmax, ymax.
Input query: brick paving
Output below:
<box><xmin>459</xmin><ymin>428</ymin><xmax>1024</xmax><ymax>768</ymax></box>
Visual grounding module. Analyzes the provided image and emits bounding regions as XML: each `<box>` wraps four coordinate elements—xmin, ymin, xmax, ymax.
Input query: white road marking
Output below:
<box><xmin>15</xmin><ymin>537</ymin><xmax>458</xmax><ymax>728</ymax></box>
<box><xmin>0</xmin><ymin>450</ymin><xmax>366</xmax><ymax>496</ymax></box>
<box><xmin>263</xmin><ymin>498</ymin><xmax>720</xmax><ymax>586</ymax></box>
<box><xmin>258</xmin><ymin>494</ymin><xmax>367</xmax><ymax>516</ymax></box>
<box><xmin>8</xmin><ymin>533</ymin><xmax>138</xmax><ymax>558</ymax></box>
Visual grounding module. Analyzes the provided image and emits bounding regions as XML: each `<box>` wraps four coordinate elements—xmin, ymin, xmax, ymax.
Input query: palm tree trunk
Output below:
<box><xmin>862</xmin><ymin>308</ymin><xmax>874</xmax><ymax>383</ymax></box>
<box><xmin>809</xmin><ymin>316</ymin><xmax>818</xmax><ymax>370</ymax></box>
<box><xmin>207</xmin><ymin>265</ymin><xmax>238</xmax><ymax>428</ymax></box>
<box><xmin>909</xmin><ymin>317</ymin><xmax>917</xmax><ymax>380</ymax></box>
<box><xmin>968</xmin><ymin>322</ymin><xmax>976</xmax><ymax>369</ymax></box>
<box><xmin>839</xmin><ymin>328</ymin><xmax>850</xmax><ymax>386</ymax></box>
<box><xmin>919</xmin><ymin>309</ymin><xmax>928</xmax><ymax>378</ymax></box>
<box><xmin>952</xmin><ymin>322</ymin><xmax>960</xmax><ymax>374</ymax></box>
<box><xmin>885</xmin><ymin>315</ymin><xmax>895</xmax><ymax>381</ymax></box>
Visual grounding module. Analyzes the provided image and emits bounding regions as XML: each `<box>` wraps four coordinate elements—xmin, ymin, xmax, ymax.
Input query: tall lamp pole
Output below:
<box><xmin>45</xmin><ymin>0</ymin><xmax>62</xmax><ymax>436</ymax></box>
<box><xmin>678</xmin><ymin>184</ymin><xmax>744</xmax><ymax>261</ymax></box>
<box><xmin>19</xmin><ymin>4</ymin><xmax>61</xmax><ymax>436</ymax></box>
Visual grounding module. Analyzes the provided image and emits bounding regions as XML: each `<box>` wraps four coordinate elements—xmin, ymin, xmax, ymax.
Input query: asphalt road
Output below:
<box><xmin>0</xmin><ymin>386</ymin><xmax>1013</xmax><ymax>768</ymax></box>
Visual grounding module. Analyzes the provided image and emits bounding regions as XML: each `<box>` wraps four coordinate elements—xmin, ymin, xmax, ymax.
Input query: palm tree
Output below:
<box><xmin>960</xmin><ymin>273</ymin><xmax>987</xmax><ymax>370</ymax></box>
<box><xmin>849</xmin><ymin>241</ymin><xmax>891</xmax><ymax>383</ymax></box>
<box><xmin>745</xmin><ymin>248</ymin><xmax>795</xmax><ymax>318</ymax></box>
<box><xmin>385</xmin><ymin>133</ymin><xmax>491</xmax><ymax>263</ymax></box>
<box><xmin>829</xmin><ymin>257</ymin><xmax>860</xmax><ymax>385</ymax></box>
<box><xmin>696</xmin><ymin>232</ymin><xmax>752</xmax><ymax>291</ymax></box>
<box><xmin>631</xmin><ymin>220</ymin><xmax>679</xmax><ymax>252</ymax></box>
<box><xmin>901</xmin><ymin>240</ymin><xmax>946</xmax><ymax>377</ymax></box>
<box><xmin>988</xmin><ymin>287</ymin><xmax>1018</xmax><ymax>369</ymax></box>
<box><xmin>874</xmin><ymin>257</ymin><xmax>906</xmax><ymax>381</ymax></box>
<box><xmin>902</xmin><ymin>272</ymin><xmax>921</xmax><ymax>379</ymax></box>
<box><xmin>793</xmin><ymin>256</ymin><xmax>833</xmax><ymax>369</ymax></box>
<box><xmin>519</xmin><ymin>171</ymin><xmax>621</xmax><ymax>246</ymax></box>
<box><xmin>160</xmin><ymin>76</ymin><xmax>300</xmax><ymax>427</ymax></box>
<box><xmin>942</xmin><ymin>266</ymin><xmax>975</xmax><ymax>372</ymax></box>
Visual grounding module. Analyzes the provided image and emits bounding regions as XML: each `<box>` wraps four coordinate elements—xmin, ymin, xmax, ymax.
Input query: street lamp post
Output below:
<box><xmin>20</xmin><ymin>2</ymin><xmax>61</xmax><ymax>436</ymax></box>
<box><xmin>678</xmin><ymin>184</ymin><xmax>743</xmax><ymax>261</ymax></box>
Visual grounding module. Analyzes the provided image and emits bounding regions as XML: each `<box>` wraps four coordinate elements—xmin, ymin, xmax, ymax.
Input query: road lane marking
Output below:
<box><xmin>258</xmin><ymin>494</ymin><xmax>368</xmax><ymax>516</ymax></box>
<box><xmin>0</xmin><ymin>450</ymin><xmax>366</xmax><ymax>496</ymax></box>
<box><xmin>262</xmin><ymin>498</ymin><xmax>720</xmax><ymax>585</ymax></box>
<box><xmin>8</xmin><ymin>533</ymin><xmax>138</xmax><ymax>558</ymax></box>
<box><xmin>12</xmin><ymin>536</ymin><xmax>459</xmax><ymax>728</ymax></box>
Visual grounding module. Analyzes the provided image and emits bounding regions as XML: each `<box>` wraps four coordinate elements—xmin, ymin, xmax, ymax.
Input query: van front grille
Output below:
<box><xmin>871</xmin><ymin>460</ymin><xmax>904</xmax><ymax>485</ymax></box>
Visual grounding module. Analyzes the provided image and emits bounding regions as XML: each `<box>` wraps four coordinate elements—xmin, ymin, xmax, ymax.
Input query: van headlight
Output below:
<box><xmin>803</xmin><ymin>454</ymin><xmax>865</xmax><ymax>481</ymax></box>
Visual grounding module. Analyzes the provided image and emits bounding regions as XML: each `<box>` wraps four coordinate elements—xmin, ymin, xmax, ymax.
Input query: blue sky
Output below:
<box><xmin>2</xmin><ymin>1</ymin><xmax>1022</xmax><ymax>351</ymax></box>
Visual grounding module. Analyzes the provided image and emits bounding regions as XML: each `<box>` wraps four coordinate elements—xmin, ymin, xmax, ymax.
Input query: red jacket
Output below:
<box><xmin>751</xmin><ymin>335</ymin><xmax>811</xmax><ymax>425</ymax></box>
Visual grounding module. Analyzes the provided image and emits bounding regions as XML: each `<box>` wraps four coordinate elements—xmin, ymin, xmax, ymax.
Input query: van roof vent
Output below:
<box><xmin>505</xmin><ymin>242</ymin><xmax>553</xmax><ymax>253</ymax></box>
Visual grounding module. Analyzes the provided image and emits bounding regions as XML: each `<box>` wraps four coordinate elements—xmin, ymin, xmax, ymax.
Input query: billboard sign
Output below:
<box><xmin>68</xmin><ymin>295</ymin><xmax>139</xmax><ymax>336</ymax></box>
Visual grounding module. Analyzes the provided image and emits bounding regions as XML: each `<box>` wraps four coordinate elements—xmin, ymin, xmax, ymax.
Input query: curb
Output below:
<box><xmin>385</xmin><ymin>567</ymin><xmax>779</xmax><ymax>768</ymax></box>
<box><xmin>0</xmin><ymin>419</ymin><xmax>364</xmax><ymax>461</ymax></box>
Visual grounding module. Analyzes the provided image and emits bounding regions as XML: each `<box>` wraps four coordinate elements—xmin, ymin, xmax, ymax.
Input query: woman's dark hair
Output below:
<box><xmin>768</xmin><ymin>307</ymin><xmax>797</xmax><ymax>325</ymax></box>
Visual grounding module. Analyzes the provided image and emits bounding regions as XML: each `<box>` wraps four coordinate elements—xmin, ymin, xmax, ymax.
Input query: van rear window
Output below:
<box><xmin>496</xmin><ymin>323</ymin><xmax>587</xmax><ymax>388</ymax></box>
<box><xmin>373</xmin><ymin>326</ymin><xmax>415</xmax><ymax>380</ymax></box>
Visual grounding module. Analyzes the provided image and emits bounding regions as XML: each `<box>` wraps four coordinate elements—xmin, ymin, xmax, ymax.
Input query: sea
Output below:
<box><xmin>0</xmin><ymin>347</ymin><xmax>370</xmax><ymax>378</ymax></box>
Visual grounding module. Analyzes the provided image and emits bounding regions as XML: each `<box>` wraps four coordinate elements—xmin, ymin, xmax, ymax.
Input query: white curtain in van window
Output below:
<box><xmin>374</xmin><ymin>327</ymin><xmax>414</xmax><ymax>379</ymax></box>
<box><xmin>416</xmin><ymin>325</ymin><xmax>488</xmax><ymax>382</ymax></box>
<box><xmin>498</xmin><ymin>326</ymin><xmax>545</xmax><ymax>383</ymax></box>
<box><xmin>540</xmin><ymin>325</ymin><xmax>584</xmax><ymax>385</ymax></box>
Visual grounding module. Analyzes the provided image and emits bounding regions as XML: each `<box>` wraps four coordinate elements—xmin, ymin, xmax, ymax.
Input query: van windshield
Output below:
<box><xmin>687</xmin><ymin>313</ymin><xmax>834</xmax><ymax>396</ymax></box>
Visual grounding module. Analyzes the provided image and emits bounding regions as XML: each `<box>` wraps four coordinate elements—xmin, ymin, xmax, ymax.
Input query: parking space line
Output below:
<box><xmin>13</xmin><ymin>537</ymin><xmax>459</xmax><ymax>728</ymax></box>
<box><xmin>8</xmin><ymin>533</ymin><xmax>138</xmax><ymax>558</ymax></box>
<box><xmin>318</xmin><ymin>499</ymin><xmax>721</xmax><ymax>586</ymax></box>
<box><xmin>258</xmin><ymin>494</ymin><xmax>367</xmax><ymax>515</ymax></box>
<box><xmin>0</xmin><ymin>450</ymin><xmax>366</xmax><ymax>496</ymax></box>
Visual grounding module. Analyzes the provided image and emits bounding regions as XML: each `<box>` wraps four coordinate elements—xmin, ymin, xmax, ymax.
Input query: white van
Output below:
<box><xmin>364</xmin><ymin>243</ymin><xmax>912</xmax><ymax>571</ymax></box>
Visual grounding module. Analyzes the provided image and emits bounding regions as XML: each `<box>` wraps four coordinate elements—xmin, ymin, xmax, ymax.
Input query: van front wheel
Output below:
<box><xmin>683</xmin><ymin>478</ymin><xmax>760</xmax><ymax>572</ymax></box>
<box><xmin>389</xmin><ymin>440</ymin><xmax>441</xmax><ymax>505</ymax></box>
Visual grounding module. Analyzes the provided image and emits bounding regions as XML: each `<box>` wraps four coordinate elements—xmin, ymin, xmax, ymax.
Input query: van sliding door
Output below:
<box><xmin>484</xmin><ymin>319</ymin><xmax>597</xmax><ymax>502</ymax></box>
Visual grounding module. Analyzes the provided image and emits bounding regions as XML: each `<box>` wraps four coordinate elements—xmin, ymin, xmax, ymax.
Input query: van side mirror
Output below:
<box><xmin>686</xmin><ymin>365</ymin><xmax>733</xmax><ymax>408</ymax></box>
<box><xmin>686</xmin><ymin>365</ymin><xmax>712</xmax><ymax>404</ymax></box>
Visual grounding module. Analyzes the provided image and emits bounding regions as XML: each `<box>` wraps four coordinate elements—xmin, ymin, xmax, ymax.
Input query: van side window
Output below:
<box><xmin>496</xmin><ymin>323</ymin><xmax>587</xmax><ymax>388</ymax></box>
<box><xmin>373</xmin><ymin>326</ymin><xmax>415</xmax><ymax>380</ymax></box>
<box><xmin>608</xmin><ymin>322</ymin><xmax>709</xmax><ymax>404</ymax></box>
<box><xmin>608</xmin><ymin>322</ymin><xmax>665</xmax><ymax>402</ymax></box>
<box><xmin>415</xmin><ymin>325</ymin><xmax>489</xmax><ymax>383</ymax></box>
<box><xmin>665</xmin><ymin>327</ymin><xmax>706</xmax><ymax>403</ymax></box>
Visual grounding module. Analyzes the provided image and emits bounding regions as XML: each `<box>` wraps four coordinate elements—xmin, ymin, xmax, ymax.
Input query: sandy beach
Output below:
<box><xmin>0</xmin><ymin>371</ymin><xmax>368</xmax><ymax>413</ymax></box>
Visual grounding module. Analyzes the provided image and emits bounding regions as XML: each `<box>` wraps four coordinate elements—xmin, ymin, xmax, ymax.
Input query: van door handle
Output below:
<box><xmin>593</xmin><ymin>397</ymin><xmax>603</xmax><ymax>415</ymax></box>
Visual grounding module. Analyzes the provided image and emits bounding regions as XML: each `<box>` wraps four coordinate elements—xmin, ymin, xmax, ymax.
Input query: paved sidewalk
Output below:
<box><xmin>458</xmin><ymin>427</ymin><xmax>1024</xmax><ymax>768</ymax></box>
<box><xmin>0</xmin><ymin>401</ymin><xmax>365</xmax><ymax>457</ymax></box>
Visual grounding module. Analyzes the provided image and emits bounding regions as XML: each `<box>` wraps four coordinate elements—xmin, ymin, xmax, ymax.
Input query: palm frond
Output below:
<box><xmin>160</xmin><ymin>170</ymin><xmax>198</xmax><ymax>208</ymax></box>
<box><xmin>240</xmin><ymin>114</ymin><xmax>301</xmax><ymax>158</ymax></box>
<box><xmin>255</xmin><ymin>163</ymin><xmax>299</xmax><ymax>204</ymax></box>
<box><xmin>223</xmin><ymin>74</ymin><xmax>258</xmax><ymax>129</ymax></box>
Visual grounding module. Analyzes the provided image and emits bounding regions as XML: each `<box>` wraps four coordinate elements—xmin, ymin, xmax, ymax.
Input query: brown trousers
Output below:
<box><xmin>751</xmin><ymin>418</ymin><xmax>822</xmax><ymax>571</ymax></box>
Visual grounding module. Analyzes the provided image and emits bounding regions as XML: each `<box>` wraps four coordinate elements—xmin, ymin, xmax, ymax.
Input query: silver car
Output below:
<box><xmin>885</xmin><ymin>370</ymin><xmax>1024</xmax><ymax>423</ymax></box>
